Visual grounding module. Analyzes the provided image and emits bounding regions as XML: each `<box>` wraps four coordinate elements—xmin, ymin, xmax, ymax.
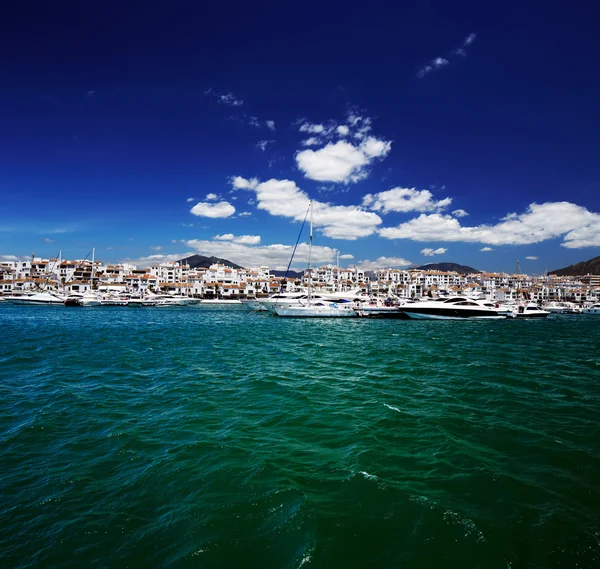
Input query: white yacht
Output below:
<box><xmin>198</xmin><ymin>298</ymin><xmax>242</xmax><ymax>305</ymax></box>
<box><xmin>274</xmin><ymin>299</ymin><xmax>357</xmax><ymax>318</ymax></box>
<box><xmin>510</xmin><ymin>302</ymin><xmax>550</xmax><ymax>318</ymax></box>
<box><xmin>9</xmin><ymin>291</ymin><xmax>66</xmax><ymax>305</ymax></box>
<box><xmin>398</xmin><ymin>296</ymin><xmax>505</xmax><ymax>320</ymax></box>
<box><xmin>544</xmin><ymin>301</ymin><xmax>582</xmax><ymax>314</ymax></box>
<box><xmin>147</xmin><ymin>293</ymin><xmax>196</xmax><ymax>307</ymax></box>
<box><xmin>65</xmin><ymin>291</ymin><xmax>102</xmax><ymax>307</ymax></box>
<box><xmin>583</xmin><ymin>303</ymin><xmax>600</xmax><ymax>314</ymax></box>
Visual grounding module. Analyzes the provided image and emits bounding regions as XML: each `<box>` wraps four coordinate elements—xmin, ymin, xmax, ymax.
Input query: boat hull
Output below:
<box><xmin>401</xmin><ymin>307</ymin><xmax>504</xmax><ymax>320</ymax></box>
<box><xmin>275</xmin><ymin>306</ymin><xmax>357</xmax><ymax>318</ymax></box>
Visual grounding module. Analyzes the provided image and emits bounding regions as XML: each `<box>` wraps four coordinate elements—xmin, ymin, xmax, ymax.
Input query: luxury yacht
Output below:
<box><xmin>274</xmin><ymin>299</ymin><xmax>358</xmax><ymax>318</ymax></box>
<box><xmin>9</xmin><ymin>291</ymin><xmax>66</xmax><ymax>305</ymax></box>
<box><xmin>398</xmin><ymin>296</ymin><xmax>505</xmax><ymax>320</ymax></box>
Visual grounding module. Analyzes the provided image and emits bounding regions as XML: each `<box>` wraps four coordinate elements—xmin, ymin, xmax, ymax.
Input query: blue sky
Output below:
<box><xmin>1</xmin><ymin>1</ymin><xmax>599</xmax><ymax>273</ymax></box>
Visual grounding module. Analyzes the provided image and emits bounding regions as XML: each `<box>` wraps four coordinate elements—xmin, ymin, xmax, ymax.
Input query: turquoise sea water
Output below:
<box><xmin>1</xmin><ymin>304</ymin><xmax>599</xmax><ymax>569</ymax></box>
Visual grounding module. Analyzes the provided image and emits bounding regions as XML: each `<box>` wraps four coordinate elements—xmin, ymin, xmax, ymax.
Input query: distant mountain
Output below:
<box><xmin>550</xmin><ymin>256</ymin><xmax>600</xmax><ymax>276</ymax></box>
<box><xmin>269</xmin><ymin>269</ymin><xmax>304</xmax><ymax>279</ymax></box>
<box><xmin>414</xmin><ymin>262</ymin><xmax>481</xmax><ymax>274</ymax></box>
<box><xmin>180</xmin><ymin>254</ymin><xmax>244</xmax><ymax>270</ymax></box>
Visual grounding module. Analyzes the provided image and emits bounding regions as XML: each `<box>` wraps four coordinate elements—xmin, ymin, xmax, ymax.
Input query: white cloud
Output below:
<box><xmin>464</xmin><ymin>33</ymin><xmax>477</xmax><ymax>46</ymax></box>
<box><xmin>357</xmin><ymin>256</ymin><xmax>412</xmax><ymax>271</ymax></box>
<box><xmin>204</xmin><ymin>193</ymin><xmax>218</xmax><ymax>201</ymax></box>
<box><xmin>452</xmin><ymin>209</ymin><xmax>469</xmax><ymax>217</ymax></box>
<box><xmin>379</xmin><ymin>202</ymin><xmax>600</xmax><ymax>249</ymax></box>
<box><xmin>363</xmin><ymin>187</ymin><xmax>452</xmax><ymax>214</ymax></box>
<box><xmin>421</xmin><ymin>247</ymin><xmax>447</xmax><ymax>256</ymax></box>
<box><xmin>417</xmin><ymin>57</ymin><xmax>449</xmax><ymax>78</ymax></box>
<box><xmin>238</xmin><ymin>211</ymin><xmax>252</xmax><ymax>217</ymax></box>
<box><xmin>480</xmin><ymin>247</ymin><xmax>493</xmax><ymax>252</ymax></box>
<box><xmin>231</xmin><ymin>176</ymin><xmax>259</xmax><ymax>190</ymax></box>
<box><xmin>0</xmin><ymin>254</ymin><xmax>26</xmax><ymax>262</ymax></box>
<box><xmin>418</xmin><ymin>32</ymin><xmax>477</xmax><ymax>77</ymax></box>
<box><xmin>120</xmin><ymin>253</ymin><xmax>194</xmax><ymax>268</ymax></box>
<box><xmin>256</xmin><ymin>140</ymin><xmax>275</xmax><ymax>152</ymax></box>
<box><xmin>43</xmin><ymin>237</ymin><xmax>55</xmax><ymax>243</ymax></box>
<box><xmin>231</xmin><ymin>176</ymin><xmax>382</xmax><ymax>240</ymax></box>
<box><xmin>248</xmin><ymin>116</ymin><xmax>260</xmax><ymax>127</ymax></box>
<box><xmin>186</xmin><ymin>197</ymin><xmax>195</xmax><ymax>202</ymax></box>
<box><xmin>219</xmin><ymin>91</ymin><xmax>243</xmax><ymax>107</ymax></box>
<box><xmin>337</xmin><ymin>125</ymin><xmax>349</xmax><ymax>136</ymax></box>
<box><xmin>214</xmin><ymin>233</ymin><xmax>261</xmax><ymax>245</ymax></box>
<box><xmin>296</xmin><ymin>137</ymin><xmax>391</xmax><ymax>183</ymax></box>
<box><xmin>525</xmin><ymin>256</ymin><xmax>538</xmax><ymax>260</ymax></box>
<box><xmin>186</xmin><ymin>239</ymin><xmax>336</xmax><ymax>270</ymax></box>
<box><xmin>150</xmin><ymin>246</ymin><xmax>162</xmax><ymax>251</ymax></box>
<box><xmin>339</xmin><ymin>254</ymin><xmax>354</xmax><ymax>259</ymax></box>
<box><xmin>299</xmin><ymin>122</ymin><xmax>325</xmax><ymax>134</ymax></box>
<box><xmin>301</xmin><ymin>137</ymin><xmax>320</xmax><ymax>146</ymax></box>
<box><xmin>266</xmin><ymin>120</ymin><xmax>275</xmax><ymax>130</ymax></box>
<box><xmin>190</xmin><ymin>200</ymin><xmax>236</xmax><ymax>218</ymax></box>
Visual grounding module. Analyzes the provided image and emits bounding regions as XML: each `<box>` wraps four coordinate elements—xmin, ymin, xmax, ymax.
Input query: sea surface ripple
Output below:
<box><xmin>1</xmin><ymin>304</ymin><xmax>599</xmax><ymax>568</ymax></box>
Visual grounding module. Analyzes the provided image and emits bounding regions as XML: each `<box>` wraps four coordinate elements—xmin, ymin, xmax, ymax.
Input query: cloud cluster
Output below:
<box><xmin>186</xmin><ymin>239</ymin><xmax>336</xmax><ymax>270</ymax></box>
<box><xmin>205</xmin><ymin>88</ymin><xmax>244</xmax><ymax>107</ymax></box>
<box><xmin>379</xmin><ymin>202</ymin><xmax>600</xmax><ymax>248</ymax></box>
<box><xmin>294</xmin><ymin>112</ymin><xmax>391</xmax><ymax>183</ymax></box>
<box><xmin>231</xmin><ymin>176</ymin><xmax>382</xmax><ymax>239</ymax></box>
<box><xmin>190</xmin><ymin>201</ymin><xmax>236</xmax><ymax>218</ymax></box>
<box><xmin>363</xmin><ymin>187</ymin><xmax>452</xmax><ymax>213</ymax></box>
<box><xmin>256</xmin><ymin>140</ymin><xmax>275</xmax><ymax>152</ymax></box>
<box><xmin>357</xmin><ymin>256</ymin><xmax>412</xmax><ymax>271</ymax></box>
<box><xmin>421</xmin><ymin>247</ymin><xmax>447</xmax><ymax>257</ymax></box>
<box><xmin>214</xmin><ymin>233</ymin><xmax>261</xmax><ymax>245</ymax></box>
<box><xmin>417</xmin><ymin>33</ymin><xmax>477</xmax><ymax>78</ymax></box>
<box><xmin>296</xmin><ymin>138</ymin><xmax>391</xmax><ymax>184</ymax></box>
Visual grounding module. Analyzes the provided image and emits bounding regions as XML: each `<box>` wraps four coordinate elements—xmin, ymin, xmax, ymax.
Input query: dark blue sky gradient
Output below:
<box><xmin>1</xmin><ymin>1</ymin><xmax>599</xmax><ymax>271</ymax></box>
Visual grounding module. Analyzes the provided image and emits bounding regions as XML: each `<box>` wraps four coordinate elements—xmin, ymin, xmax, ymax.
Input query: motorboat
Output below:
<box><xmin>64</xmin><ymin>291</ymin><xmax>102</xmax><ymax>307</ymax></box>
<box><xmin>9</xmin><ymin>291</ymin><xmax>66</xmax><ymax>305</ymax></box>
<box><xmin>354</xmin><ymin>298</ymin><xmax>410</xmax><ymax>319</ymax></box>
<box><xmin>544</xmin><ymin>301</ymin><xmax>582</xmax><ymax>314</ymax></box>
<box><xmin>198</xmin><ymin>299</ymin><xmax>242</xmax><ymax>305</ymax></box>
<box><xmin>583</xmin><ymin>303</ymin><xmax>600</xmax><ymax>314</ymax></box>
<box><xmin>398</xmin><ymin>296</ymin><xmax>505</xmax><ymax>320</ymax></box>
<box><xmin>274</xmin><ymin>300</ymin><xmax>357</xmax><ymax>318</ymax></box>
<box><xmin>148</xmin><ymin>293</ymin><xmax>196</xmax><ymax>307</ymax></box>
<box><xmin>510</xmin><ymin>302</ymin><xmax>550</xmax><ymax>318</ymax></box>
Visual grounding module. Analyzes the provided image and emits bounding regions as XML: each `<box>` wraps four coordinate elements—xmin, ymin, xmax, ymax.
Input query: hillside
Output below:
<box><xmin>180</xmin><ymin>254</ymin><xmax>244</xmax><ymax>270</ymax></box>
<box><xmin>414</xmin><ymin>262</ymin><xmax>481</xmax><ymax>274</ymax></box>
<box><xmin>269</xmin><ymin>269</ymin><xmax>304</xmax><ymax>279</ymax></box>
<box><xmin>550</xmin><ymin>255</ymin><xmax>600</xmax><ymax>276</ymax></box>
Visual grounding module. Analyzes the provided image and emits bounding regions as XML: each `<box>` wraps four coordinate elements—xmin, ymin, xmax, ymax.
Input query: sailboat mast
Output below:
<box><xmin>307</xmin><ymin>200</ymin><xmax>313</xmax><ymax>303</ymax></box>
<box><xmin>91</xmin><ymin>247</ymin><xmax>95</xmax><ymax>290</ymax></box>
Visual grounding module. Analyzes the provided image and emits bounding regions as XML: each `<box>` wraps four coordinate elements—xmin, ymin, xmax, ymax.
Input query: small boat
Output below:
<box><xmin>64</xmin><ymin>291</ymin><xmax>102</xmax><ymax>307</ymax></box>
<box><xmin>544</xmin><ymin>301</ymin><xmax>582</xmax><ymax>314</ymax></box>
<box><xmin>510</xmin><ymin>302</ymin><xmax>550</xmax><ymax>318</ymax></box>
<box><xmin>583</xmin><ymin>303</ymin><xmax>600</xmax><ymax>314</ymax></box>
<box><xmin>198</xmin><ymin>299</ymin><xmax>242</xmax><ymax>305</ymax></box>
<box><xmin>399</xmin><ymin>297</ymin><xmax>505</xmax><ymax>320</ymax></box>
